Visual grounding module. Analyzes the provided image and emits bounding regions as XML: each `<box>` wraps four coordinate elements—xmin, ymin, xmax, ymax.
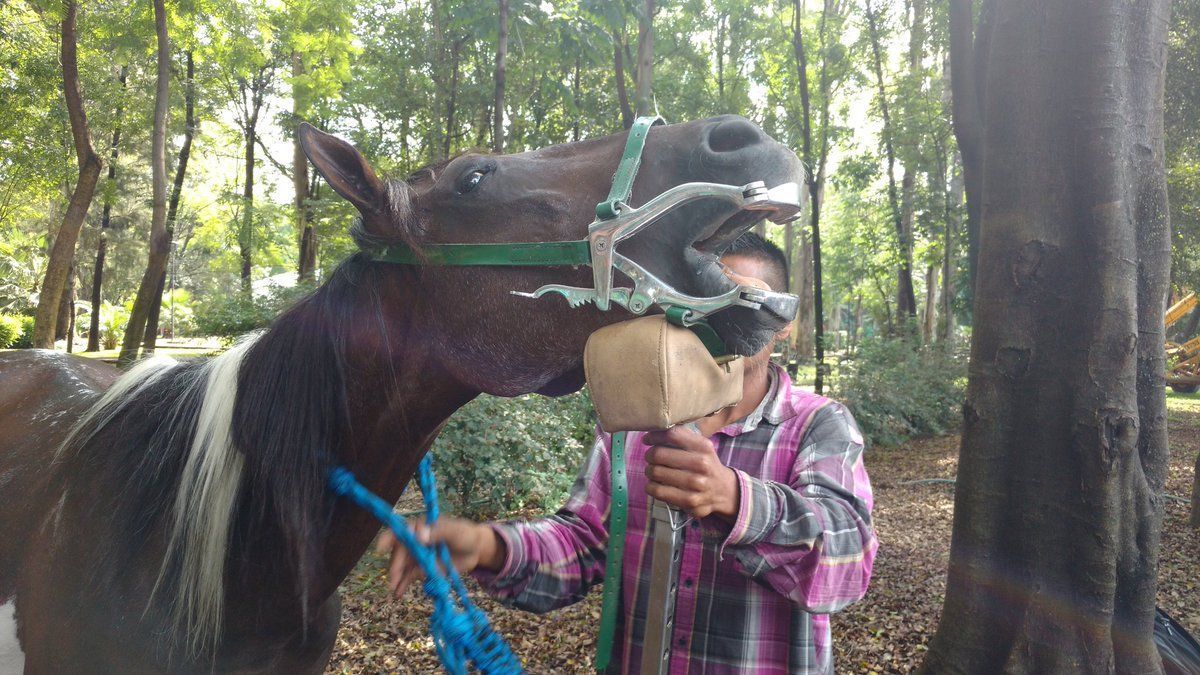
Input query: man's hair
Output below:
<box><xmin>723</xmin><ymin>232</ymin><xmax>789</xmax><ymax>293</ymax></box>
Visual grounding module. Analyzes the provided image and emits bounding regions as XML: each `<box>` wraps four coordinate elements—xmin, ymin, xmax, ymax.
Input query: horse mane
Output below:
<box><xmin>54</xmin><ymin>252</ymin><xmax>400</xmax><ymax>658</ymax></box>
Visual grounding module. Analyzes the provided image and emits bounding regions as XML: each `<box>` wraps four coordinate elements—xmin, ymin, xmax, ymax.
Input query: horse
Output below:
<box><xmin>0</xmin><ymin>115</ymin><xmax>803</xmax><ymax>672</ymax></box>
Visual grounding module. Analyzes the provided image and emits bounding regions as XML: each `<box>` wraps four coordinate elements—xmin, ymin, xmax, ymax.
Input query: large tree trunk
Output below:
<box><xmin>492</xmin><ymin>0</ymin><xmax>508</xmax><ymax>152</ymax></box>
<box><xmin>863</xmin><ymin>0</ymin><xmax>917</xmax><ymax>328</ymax></box>
<box><xmin>633</xmin><ymin>0</ymin><xmax>655</xmax><ymax>117</ymax></box>
<box><xmin>86</xmin><ymin>66</ymin><xmax>127</xmax><ymax>352</ymax></box>
<box><xmin>55</xmin><ymin>262</ymin><xmax>74</xmax><ymax>341</ymax></box>
<box><xmin>948</xmin><ymin>0</ymin><xmax>986</xmax><ymax>310</ymax></box>
<box><xmin>895</xmin><ymin>0</ymin><xmax>926</xmax><ymax>328</ymax></box>
<box><xmin>32</xmin><ymin>0</ymin><xmax>103</xmax><ymax>349</ymax></box>
<box><xmin>922</xmin><ymin>0</ymin><xmax>1172</xmax><ymax>671</ymax></box>
<box><xmin>119</xmin><ymin>0</ymin><xmax>171</xmax><ymax>366</ymax></box>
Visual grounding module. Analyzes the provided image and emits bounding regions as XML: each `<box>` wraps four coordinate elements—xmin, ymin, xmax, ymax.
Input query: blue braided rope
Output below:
<box><xmin>329</xmin><ymin>456</ymin><xmax>523</xmax><ymax>675</ymax></box>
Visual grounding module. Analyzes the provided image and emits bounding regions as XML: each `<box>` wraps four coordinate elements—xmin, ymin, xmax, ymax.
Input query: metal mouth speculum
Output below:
<box><xmin>514</xmin><ymin>180</ymin><xmax>804</xmax><ymax>325</ymax></box>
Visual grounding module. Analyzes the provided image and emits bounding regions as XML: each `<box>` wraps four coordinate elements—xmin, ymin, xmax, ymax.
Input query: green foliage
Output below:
<box><xmin>193</xmin><ymin>282</ymin><xmax>315</xmax><ymax>339</ymax></box>
<box><xmin>0</xmin><ymin>314</ymin><xmax>22</xmax><ymax>349</ymax></box>
<box><xmin>832</xmin><ymin>336</ymin><xmax>967</xmax><ymax>447</ymax></box>
<box><xmin>431</xmin><ymin>389</ymin><xmax>596</xmax><ymax>519</ymax></box>
<box><xmin>11</xmin><ymin>315</ymin><xmax>36</xmax><ymax>349</ymax></box>
<box><xmin>99</xmin><ymin>302</ymin><xmax>130</xmax><ymax>350</ymax></box>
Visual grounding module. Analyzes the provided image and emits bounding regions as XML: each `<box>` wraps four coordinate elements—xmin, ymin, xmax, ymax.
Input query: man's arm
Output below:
<box><xmin>722</xmin><ymin>403</ymin><xmax>877</xmax><ymax>613</ymax></box>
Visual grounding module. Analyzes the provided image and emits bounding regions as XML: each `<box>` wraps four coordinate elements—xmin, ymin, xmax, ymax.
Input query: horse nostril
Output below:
<box><xmin>707</xmin><ymin>117</ymin><xmax>764</xmax><ymax>153</ymax></box>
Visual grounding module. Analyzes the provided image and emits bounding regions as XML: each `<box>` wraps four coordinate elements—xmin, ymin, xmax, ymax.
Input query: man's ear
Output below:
<box><xmin>297</xmin><ymin>123</ymin><xmax>385</xmax><ymax>214</ymax></box>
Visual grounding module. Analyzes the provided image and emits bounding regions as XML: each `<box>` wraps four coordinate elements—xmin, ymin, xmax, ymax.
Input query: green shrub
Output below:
<box><xmin>832</xmin><ymin>337</ymin><xmax>967</xmax><ymax>447</ymax></box>
<box><xmin>430</xmin><ymin>389</ymin><xmax>596</xmax><ymax>519</ymax></box>
<box><xmin>10</xmin><ymin>315</ymin><xmax>35</xmax><ymax>349</ymax></box>
<box><xmin>194</xmin><ymin>283</ymin><xmax>314</xmax><ymax>340</ymax></box>
<box><xmin>99</xmin><ymin>303</ymin><xmax>129</xmax><ymax>351</ymax></box>
<box><xmin>0</xmin><ymin>314</ymin><xmax>21</xmax><ymax>348</ymax></box>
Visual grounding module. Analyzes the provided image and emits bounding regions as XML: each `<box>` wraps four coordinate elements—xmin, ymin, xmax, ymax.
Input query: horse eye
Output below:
<box><xmin>458</xmin><ymin>168</ymin><xmax>489</xmax><ymax>194</ymax></box>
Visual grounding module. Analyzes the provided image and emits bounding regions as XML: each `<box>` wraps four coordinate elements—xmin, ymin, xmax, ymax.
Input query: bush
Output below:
<box><xmin>100</xmin><ymin>303</ymin><xmax>129</xmax><ymax>351</ymax></box>
<box><xmin>0</xmin><ymin>314</ymin><xmax>21</xmax><ymax>348</ymax></box>
<box><xmin>430</xmin><ymin>389</ymin><xmax>596</xmax><ymax>519</ymax></box>
<box><xmin>8</xmin><ymin>315</ymin><xmax>35</xmax><ymax>349</ymax></box>
<box><xmin>194</xmin><ymin>283</ymin><xmax>314</xmax><ymax>340</ymax></box>
<box><xmin>832</xmin><ymin>336</ymin><xmax>967</xmax><ymax>447</ymax></box>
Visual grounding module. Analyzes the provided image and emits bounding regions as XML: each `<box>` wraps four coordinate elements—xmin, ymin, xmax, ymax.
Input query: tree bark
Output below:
<box><xmin>948</xmin><ymin>0</ymin><xmax>985</xmax><ymax>311</ymax></box>
<box><xmin>33</xmin><ymin>0</ymin><xmax>103</xmax><ymax>349</ymax></box>
<box><xmin>613</xmin><ymin>30</ymin><xmax>634</xmax><ymax>128</ymax></box>
<box><xmin>55</xmin><ymin>262</ymin><xmax>74</xmax><ymax>341</ymax></box>
<box><xmin>241</xmin><ymin>126</ymin><xmax>255</xmax><ymax>290</ymax></box>
<box><xmin>1192</xmin><ymin>452</ymin><xmax>1199</xmax><ymax>529</ymax></box>
<box><xmin>87</xmin><ymin>66</ymin><xmax>127</xmax><ymax>352</ymax></box>
<box><xmin>633</xmin><ymin>0</ymin><xmax>655</xmax><ymax>117</ymax></box>
<box><xmin>493</xmin><ymin>0</ymin><xmax>508</xmax><ymax>152</ymax></box>
<box><xmin>143</xmin><ymin>50</ymin><xmax>196</xmax><ymax>354</ymax></box>
<box><xmin>922</xmin><ymin>264</ymin><xmax>937</xmax><ymax>343</ymax></box>
<box><xmin>294</xmin><ymin>52</ymin><xmax>316</xmax><ymax>282</ymax></box>
<box><xmin>922</xmin><ymin>0</ymin><xmax>1172</xmax><ymax>671</ymax></box>
<box><xmin>572</xmin><ymin>49</ymin><xmax>582</xmax><ymax>142</ymax></box>
<box><xmin>895</xmin><ymin>0</ymin><xmax>926</xmax><ymax>328</ymax></box>
<box><xmin>863</xmin><ymin>0</ymin><xmax>917</xmax><ymax>328</ymax></box>
<box><xmin>119</xmin><ymin>0</ymin><xmax>171</xmax><ymax>366</ymax></box>
<box><xmin>941</xmin><ymin>161</ymin><xmax>964</xmax><ymax>342</ymax></box>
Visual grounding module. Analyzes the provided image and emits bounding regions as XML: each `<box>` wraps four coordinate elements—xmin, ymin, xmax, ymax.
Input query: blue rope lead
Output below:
<box><xmin>329</xmin><ymin>456</ymin><xmax>523</xmax><ymax>675</ymax></box>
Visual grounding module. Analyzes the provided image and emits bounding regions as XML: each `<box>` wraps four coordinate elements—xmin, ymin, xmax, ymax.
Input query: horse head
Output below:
<box><xmin>299</xmin><ymin>116</ymin><xmax>805</xmax><ymax>397</ymax></box>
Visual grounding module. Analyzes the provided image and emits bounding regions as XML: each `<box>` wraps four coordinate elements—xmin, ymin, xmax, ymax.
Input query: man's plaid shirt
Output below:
<box><xmin>475</xmin><ymin>364</ymin><xmax>877</xmax><ymax>673</ymax></box>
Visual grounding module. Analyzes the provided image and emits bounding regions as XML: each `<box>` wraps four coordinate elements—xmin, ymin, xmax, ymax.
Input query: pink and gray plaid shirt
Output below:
<box><xmin>475</xmin><ymin>363</ymin><xmax>877</xmax><ymax>673</ymax></box>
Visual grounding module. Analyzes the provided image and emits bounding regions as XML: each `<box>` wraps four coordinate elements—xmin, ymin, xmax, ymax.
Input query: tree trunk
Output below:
<box><xmin>1191</xmin><ymin>452</ymin><xmax>1199</xmax><ymax>529</ymax></box>
<box><xmin>941</xmin><ymin>161</ymin><xmax>963</xmax><ymax>342</ymax></box>
<box><xmin>119</xmin><ymin>0</ymin><xmax>171</xmax><ymax>366</ymax></box>
<box><xmin>294</xmin><ymin>52</ymin><xmax>316</xmax><ymax>282</ymax></box>
<box><xmin>863</xmin><ymin>0</ymin><xmax>917</xmax><ymax>328</ymax></box>
<box><xmin>895</xmin><ymin>0</ymin><xmax>926</xmax><ymax>328</ymax></box>
<box><xmin>572</xmin><ymin>49</ymin><xmax>582</xmax><ymax>142</ymax></box>
<box><xmin>142</xmin><ymin>50</ymin><xmax>195</xmax><ymax>354</ymax></box>
<box><xmin>922</xmin><ymin>264</ymin><xmax>937</xmax><ymax>343</ymax></box>
<box><xmin>493</xmin><ymin>0</ymin><xmax>508</xmax><ymax>152</ymax></box>
<box><xmin>87</xmin><ymin>233</ymin><xmax>106</xmax><ymax>351</ymax></box>
<box><xmin>716</xmin><ymin>12</ymin><xmax>726</xmax><ymax>104</ymax></box>
<box><xmin>65</xmin><ymin>270</ymin><xmax>76</xmax><ymax>353</ymax></box>
<box><xmin>33</xmin><ymin>0</ymin><xmax>103</xmax><ymax>349</ymax></box>
<box><xmin>86</xmin><ymin>66</ymin><xmax>127</xmax><ymax>352</ymax></box>
<box><xmin>796</xmin><ymin>232</ymin><xmax>815</xmax><ymax>359</ymax></box>
<box><xmin>613</xmin><ymin>30</ymin><xmax>634</xmax><ymax>128</ymax></box>
<box><xmin>633</xmin><ymin>0</ymin><xmax>655</xmax><ymax>117</ymax></box>
<box><xmin>55</xmin><ymin>262</ymin><xmax>74</xmax><ymax>341</ymax></box>
<box><xmin>241</xmin><ymin>126</ymin><xmax>255</xmax><ymax>291</ymax></box>
<box><xmin>442</xmin><ymin>39</ymin><xmax>463</xmax><ymax>159</ymax></box>
<box><xmin>921</xmin><ymin>0</ymin><xmax>1172</xmax><ymax>671</ymax></box>
<box><xmin>948</xmin><ymin>0</ymin><xmax>985</xmax><ymax>311</ymax></box>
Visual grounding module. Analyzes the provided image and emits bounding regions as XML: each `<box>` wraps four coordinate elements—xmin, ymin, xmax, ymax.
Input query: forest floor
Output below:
<box><xmin>327</xmin><ymin>394</ymin><xmax>1200</xmax><ymax>674</ymax></box>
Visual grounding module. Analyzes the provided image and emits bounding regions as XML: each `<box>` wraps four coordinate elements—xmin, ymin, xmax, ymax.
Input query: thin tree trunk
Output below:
<box><xmin>294</xmin><ymin>52</ymin><xmax>316</xmax><ymax>282</ymax></box>
<box><xmin>922</xmin><ymin>264</ymin><xmax>937</xmax><ymax>343</ymax></box>
<box><xmin>895</xmin><ymin>0</ymin><xmax>926</xmax><ymax>327</ymax></box>
<box><xmin>716</xmin><ymin>12</ymin><xmax>726</xmax><ymax>104</ymax></box>
<box><xmin>241</xmin><ymin>126</ymin><xmax>255</xmax><ymax>290</ymax></box>
<box><xmin>442</xmin><ymin>39</ymin><xmax>463</xmax><ymax>158</ymax></box>
<box><xmin>143</xmin><ymin>51</ymin><xmax>195</xmax><ymax>354</ymax></box>
<box><xmin>942</xmin><ymin>161</ymin><xmax>963</xmax><ymax>342</ymax></box>
<box><xmin>86</xmin><ymin>66</ymin><xmax>127</xmax><ymax>352</ymax></box>
<box><xmin>1191</xmin><ymin>453</ymin><xmax>1199</xmax><ymax>528</ymax></box>
<box><xmin>119</xmin><ymin>0</ymin><xmax>171</xmax><ymax>366</ymax></box>
<box><xmin>633</xmin><ymin>0</ymin><xmax>655</xmax><ymax>116</ymax></box>
<box><xmin>863</xmin><ymin>0</ymin><xmax>917</xmax><ymax>327</ymax></box>
<box><xmin>796</xmin><ymin>233</ymin><xmax>815</xmax><ymax>359</ymax></box>
<box><xmin>493</xmin><ymin>0</ymin><xmax>508</xmax><ymax>152</ymax></box>
<box><xmin>33</xmin><ymin>0</ymin><xmax>103</xmax><ymax>348</ymax></box>
<box><xmin>572</xmin><ymin>49</ymin><xmax>582</xmax><ymax>142</ymax></box>
<box><xmin>921</xmin><ymin>0</ymin><xmax>1172</xmax><ymax>670</ymax></box>
<box><xmin>948</xmin><ymin>0</ymin><xmax>985</xmax><ymax>311</ymax></box>
<box><xmin>64</xmin><ymin>270</ymin><xmax>75</xmax><ymax>353</ymax></box>
<box><xmin>613</xmin><ymin>30</ymin><xmax>634</xmax><ymax>128</ymax></box>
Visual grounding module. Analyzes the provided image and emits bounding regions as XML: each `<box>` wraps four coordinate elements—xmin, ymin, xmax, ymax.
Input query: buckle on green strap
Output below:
<box><xmin>594</xmin><ymin>116</ymin><xmax>664</xmax><ymax>222</ymax></box>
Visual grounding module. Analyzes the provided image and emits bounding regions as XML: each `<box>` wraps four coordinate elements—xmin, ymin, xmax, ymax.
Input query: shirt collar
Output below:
<box><xmin>717</xmin><ymin>362</ymin><xmax>800</xmax><ymax>437</ymax></box>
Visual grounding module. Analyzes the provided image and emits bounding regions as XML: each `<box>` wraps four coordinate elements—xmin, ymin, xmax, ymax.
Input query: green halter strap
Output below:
<box><xmin>372</xmin><ymin>116</ymin><xmax>664</xmax><ymax>267</ymax></box>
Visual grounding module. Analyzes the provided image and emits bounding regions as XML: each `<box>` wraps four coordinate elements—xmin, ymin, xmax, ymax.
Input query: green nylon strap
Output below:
<box><xmin>594</xmin><ymin>431</ymin><xmax>628</xmax><ymax>672</ymax></box>
<box><xmin>595</xmin><ymin>116</ymin><xmax>666</xmax><ymax>221</ymax></box>
<box><xmin>664</xmin><ymin>305</ymin><xmax>729</xmax><ymax>358</ymax></box>
<box><xmin>373</xmin><ymin>240</ymin><xmax>591</xmax><ymax>266</ymax></box>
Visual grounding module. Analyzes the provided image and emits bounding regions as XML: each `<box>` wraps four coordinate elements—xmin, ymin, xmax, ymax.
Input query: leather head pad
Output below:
<box><xmin>584</xmin><ymin>315</ymin><xmax>744</xmax><ymax>433</ymax></box>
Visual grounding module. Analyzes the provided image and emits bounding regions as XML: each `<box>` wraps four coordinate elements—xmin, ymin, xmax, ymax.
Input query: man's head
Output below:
<box><xmin>719</xmin><ymin>232</ymin><xmax>793</xmax><ymax>371</ymax></box>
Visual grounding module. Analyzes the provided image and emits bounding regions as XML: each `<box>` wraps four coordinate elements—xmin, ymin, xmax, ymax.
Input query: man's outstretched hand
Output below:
<box><xmin>374</xmin><ymin>518</ymin><xmax>506</xmax><ymax>600</ymax></box>
<box><xmin>643</xmin><ymin>426</ymin><xmax>740</xmax><ymax>520</ymax></box>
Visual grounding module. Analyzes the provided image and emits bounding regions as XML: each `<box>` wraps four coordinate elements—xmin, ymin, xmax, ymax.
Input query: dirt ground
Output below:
<box><xmin>327</xmin><ymin>398</ymin><xmax>1200</xmax><ymax>673</ymax></box>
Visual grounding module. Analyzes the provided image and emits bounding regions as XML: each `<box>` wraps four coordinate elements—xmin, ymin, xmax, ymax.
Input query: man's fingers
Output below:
<box><xmin>646</xmin><ymin>481</ymin><xmax>705</xmax><ymax>512</ymax></box>
<box><xmin>387</xmin><ymin>543</ymin><xmax>410</xmax><ymax>594</ymax></box>
<box><xmin>644</xmin><ymin>426</ymin><xmax>714</xmax><ymax>454</ymax></box>
<box><xmin>646</xmin><ymin>445</ymin><xmax>707</xmax><ymax>472</ymax></box>
<box><xmin>375</xmin><ymin>529</ymin><xmax>396</xmax><ymax>555</ymax></box>
<box><xmin>646</xmin><ymin>463</ymin><xmax>708</xmax><ymax>492</ymax></box>
<box><xmin>394</xmin><ymin>559</ymin><xmax>424</xmax><ymax>599</ymax></box>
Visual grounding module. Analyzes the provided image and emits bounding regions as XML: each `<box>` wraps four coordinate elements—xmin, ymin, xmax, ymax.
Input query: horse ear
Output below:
<box><xmin>297</xmin><ymin>123</ymin><xmax>385</xmax><ymax>214</ymax></box>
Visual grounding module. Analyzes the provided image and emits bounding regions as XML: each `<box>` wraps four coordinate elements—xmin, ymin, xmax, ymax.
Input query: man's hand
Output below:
<box><xmin>374</xmin><ymin>517</ymin><xmax>506</xmax><ymax>600</ymax></box>
<box><xmin>643</xmin><ymin>426</ymin><xmax>740</xmax><ymax>520</ymax></box>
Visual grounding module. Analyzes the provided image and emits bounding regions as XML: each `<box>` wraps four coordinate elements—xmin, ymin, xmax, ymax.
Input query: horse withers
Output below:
<box><xmin>0</xmin><ymin>115</ymin><xmax>803</xmax><ymax>672</ymax></box>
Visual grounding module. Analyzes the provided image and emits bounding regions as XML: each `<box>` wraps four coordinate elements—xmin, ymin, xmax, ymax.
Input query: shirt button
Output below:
<box><xmin>684</xmin><ymin>578</ymin><xmax>693</xmax><ymax>588</ymax></box>
<box><xmin>691</xmin><ymin>521</ymin><xmax>700</xmax><ymax>529</ymax></box>
<box><xmin>677</xmin><ymin>638</ymin><xmax>686</xmax><ymax>647</ymax></box>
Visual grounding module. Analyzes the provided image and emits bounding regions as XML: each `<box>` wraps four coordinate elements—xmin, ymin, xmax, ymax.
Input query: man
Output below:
<box><xmin>378</xmin><ymin>233</ymin><xmax>877</xmax><ymax>673</ymax></box>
